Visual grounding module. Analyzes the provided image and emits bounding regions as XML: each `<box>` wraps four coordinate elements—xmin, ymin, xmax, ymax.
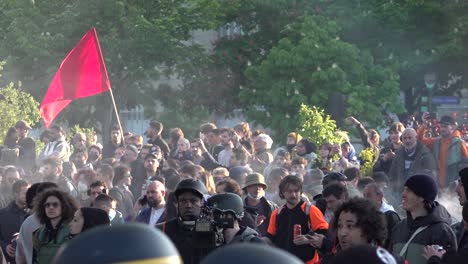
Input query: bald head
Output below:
<box><xmin>402</xmin><ymin>128</ymin><xmax>417</xmax><ymax>150</ymax></box>
<box><xmin>146</xmin><ymin>180</ymin><xmax>166</xmax><ymax>208</ymax></box>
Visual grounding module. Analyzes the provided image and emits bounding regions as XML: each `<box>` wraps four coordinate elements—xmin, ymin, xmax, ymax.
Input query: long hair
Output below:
<box><xmin>33</xmin><ymin>189</ymin><xmax>79</xmax><ymax>225</ymax></box>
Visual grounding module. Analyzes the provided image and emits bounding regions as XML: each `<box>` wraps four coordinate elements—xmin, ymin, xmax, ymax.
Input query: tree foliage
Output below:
<box><xmin>242</xmin><ymin>15</ymin><xmax>404</xmax><ymax>138</ymax></box>
<box><xmin>297</xmin><ymin>104</ymin><xmax>347</xmax><ymax>148</ymax></box>
<box><xmin>0</xmin><ymin>61</ymin><xmax>41</xmax><ymax>140</ymax></box>
<box><xmin>0</xmin><ymin>0</ymin><xmax>221</xmax><ymax>130</ymax></box>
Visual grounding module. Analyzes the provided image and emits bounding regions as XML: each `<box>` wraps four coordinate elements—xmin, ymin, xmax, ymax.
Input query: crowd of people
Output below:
<box><xmin>0</xmin><ymin>113</ymin><xmax>467</xmax><ymax>264</ymax></box>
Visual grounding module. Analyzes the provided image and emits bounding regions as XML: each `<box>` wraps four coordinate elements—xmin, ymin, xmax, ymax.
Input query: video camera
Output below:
<box><xmin>192</xmin><ymin>206</ymin><xmax>234</xmax><ymax>250</ymax></box>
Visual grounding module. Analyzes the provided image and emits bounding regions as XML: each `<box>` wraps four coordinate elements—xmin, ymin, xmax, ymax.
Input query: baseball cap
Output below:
<box><xmin>15</xmin><ymin>120</ymin><xmax>32</xmax><ymax>130</ymax></box>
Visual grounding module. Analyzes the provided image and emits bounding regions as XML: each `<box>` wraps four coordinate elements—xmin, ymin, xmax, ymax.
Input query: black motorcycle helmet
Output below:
<box><xmin>53</xmin><ymin>223</ymin><xmax>181</xmax><ymax>264</ymax></box>
<box><xmin>207</xmin><ymin>193</ymin><xmax>244</xmax><ymax>219</ymax></box>
<box><xmin>174</xmin><ymin>178</ymin><xmax>208</xmax><ymax>199</ymax></box>
<box><xmin>201</xmin><ymin>243</ymin><xmax>303</xmax><ymax>264</ymax></box>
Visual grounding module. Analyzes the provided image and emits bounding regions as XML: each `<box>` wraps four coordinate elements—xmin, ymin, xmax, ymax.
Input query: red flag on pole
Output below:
<box><xmin>39</xmin><ymin>28</ymin><xmax>111</xmax><ymax>127</ymax></box>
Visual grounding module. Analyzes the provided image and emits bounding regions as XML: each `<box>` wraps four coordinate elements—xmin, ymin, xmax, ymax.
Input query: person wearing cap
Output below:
<box><xmin>388</xmin><ymin>128</ymin><xmax>437</xmax><ymax>192</ymax></box>
<box><xmin>130</xmin><ymin>151</ymin><xmax>163</xmax><ymax>198</ymax></box>
<box><xmin>15</xmin><ymin>120</ymin><xmax>36</xmax><ymax>172</ymax></box>
<box><xmin>242</xmin><ymin>173</ymin><xmax>277</xmax><ymax>237</ymax></box>
<box><xmin>146</xmin><ymin>120</ymin><xmax>170</xmax><ymax>159</ymax></box>
<box><xmin>390</xmin><ymin>174</ymin><xmax>457</xmax><ymax>264</ymax></box>
<box><xmin>156</xmin><ymin>179</ymin><xmax>209</xmax><ymax>264</ymax></box>
<box><xmin>418</xmin><ymin>113</ymin><xmax>468</xmax><ymax>188</ymax></box>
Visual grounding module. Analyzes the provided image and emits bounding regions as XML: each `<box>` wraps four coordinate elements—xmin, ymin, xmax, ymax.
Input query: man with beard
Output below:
<box><xmin>39</xmin><ymin>157</ymin><xmax>74</xmax><ymax>194</ymax></box>
<box><xmin>265</xmin><ymin>175</ymin><xmax>329</xmax><ymax>263</ymax></box>
<box><xmin>242</xmin><ymin>173</ymin><xmax>277</xmax><ymax>236</ymax></box>
<box><xmin>146</xmin><ymin>120</ymin><xmax>170</xmax><ymax>159</ymax></box>
<box><xmin>37</xmin><ymin>125</ymin><xmax>71</xmax><ymax>164</ymax></box>
<box><xmin>130</xmin><ymin>151</ymin><xmax>163</xmax><ymax>198</ymax></box>
<box><xmin>157</xmin><ymin>179</ymin><xmax>209</xmax><ymax>264</ymax></box>
<box><xmin>135</xmin><ymin>181</ymin><xmax>166</xmax><ymax>225</ymax></box>
<box><xmin>388</xmin><ymin>128</ymin><xmax>436</xmax><ymax>192</ymax></box>
<box><xmin>102</xmin><ymin>126</ymin><xmax>124</xmax><ymax>159</ymax></box>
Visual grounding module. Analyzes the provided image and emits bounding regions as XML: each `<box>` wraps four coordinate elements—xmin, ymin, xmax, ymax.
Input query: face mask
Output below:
<box><xmin>247</xmin><ymin>192</ymin><xmax>261</xmax><ymax>200</ymax></box>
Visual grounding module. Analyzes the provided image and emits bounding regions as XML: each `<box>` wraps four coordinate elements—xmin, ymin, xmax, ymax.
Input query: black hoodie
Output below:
<box><xmin>391</xmin><ymin>202</ymin><xmax>457</xmax><ymax>264</ymax></box>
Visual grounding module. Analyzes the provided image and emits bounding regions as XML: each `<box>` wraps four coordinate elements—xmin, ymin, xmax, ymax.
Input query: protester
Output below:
<box><xmin>417</xmin><ymin>114</ymin><xmax>468</xmax><ymax>188</ymax></box>
<box><xmin>134</xmin><ymin>181</ymin><xmax>166</xmax><ymax>225</ymax></box>
<box><xmin>32</xmin><ymin>189</ymin><xmax>78</xmax><ymax>263</ymax></box>
<box><xmin>0</xmin><ymin>180</ymin><xmax>29</xmax><ymax>263</ymax></box>
<box><xmin>68</xmin><ymin>207</ymin><xmax>110</xmax><ymax>237</ymax></box>
<box><xmin>265</xmin><ymin>175</ymin><xmax>329</xmax><ymax>263</ymax></box>
<box><xmin>390</xmin><ymin>174</ymin><xmax>457</xmax><ymax>264</ymax></box>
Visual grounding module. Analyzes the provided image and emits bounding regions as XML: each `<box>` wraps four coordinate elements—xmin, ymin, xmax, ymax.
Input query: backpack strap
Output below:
<box><xmin>398</xmin><ymin>225</ymin><xmax>429</xmax><ymax>257</ymax></box>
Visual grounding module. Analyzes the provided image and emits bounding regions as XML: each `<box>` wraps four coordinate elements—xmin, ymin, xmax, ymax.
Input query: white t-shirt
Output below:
<box><xmin>149</xmin><ymin>207</ymin><xmax>165</xmax><ymax>226</ymax></box>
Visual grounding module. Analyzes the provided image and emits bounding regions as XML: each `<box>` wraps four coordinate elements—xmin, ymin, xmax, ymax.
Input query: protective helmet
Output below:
<box><xmin>53</xmin><ymin>223</ymin><xmax>181</xmax><ymax>264</ymax></box>
<box><xmin>174</xmin><ymin>178</ymin><xmax>207</xmax><ymax>199</ymax></box>
<box><xmin>207</xmin><ymin>193</ymin><xmax>244</xmax><ymax>219</ymax></box>
<box><xmin>200</xmin><ymin>243</ymin><xmax>303</xmax><ymax>264</ymax></box>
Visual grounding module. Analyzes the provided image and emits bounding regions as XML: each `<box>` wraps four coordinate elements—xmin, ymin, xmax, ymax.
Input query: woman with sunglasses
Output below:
<box><xmin>32</xmin><ymin>189</ymin><xmax>79</xmax><ymax>264</ymax></box>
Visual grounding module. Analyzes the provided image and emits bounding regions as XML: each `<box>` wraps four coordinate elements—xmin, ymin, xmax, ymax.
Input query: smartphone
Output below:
<box><xmin>139</xmin><ymin>195</ymin><xmax>148</xmax><ymax>206</ymax></box>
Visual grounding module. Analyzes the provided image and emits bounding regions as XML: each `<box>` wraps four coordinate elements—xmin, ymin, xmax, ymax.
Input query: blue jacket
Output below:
<box><xmin>135</xmin><ymin>207</ymin><xmax>166</xmax><ymax>225</ymax></box>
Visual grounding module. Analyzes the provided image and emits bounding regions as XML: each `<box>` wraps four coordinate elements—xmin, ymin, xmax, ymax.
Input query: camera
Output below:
<box><xmin>189</xmin><ymin>206</ymin><xmax>234</xmax><ymax>256</ymax></box>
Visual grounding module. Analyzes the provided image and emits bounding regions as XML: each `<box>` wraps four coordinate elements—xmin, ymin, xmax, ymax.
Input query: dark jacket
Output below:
<box><xmin>102</xmin><ymin>141</ymin><xmax>123</xmax><ymax>159</ymax></box>
<box><xmin>388</xmin><ymin>141</ymin><xmax>436</xmax><ymax>191</ymax></box>
<box><xmin>229</xmin><ymin>226</ymin><xmax>263</xmax><ymax>244</ymax></box>
<box><xmin>391</xmin><ymin>203</ymin><xmax>457</xmax><ymax>264</ymax></box>
<box><xmin>135</xmin><ymin>207</ymin><xmax>166</xmax><ymax>225</ymax></box>
<box><xmin>108</xmin><ymin>186</ymin><xmax>135</xmax><ymax>221</ymax></box>
<box><xmin>157</xmin><ymin>218</ymin><xmax>214</xmax><ymax>264</ymax></box>
<box><xmin>243</xmin><ymin>197</ymin><xmax>276</xmax><ymax>237</ymax></box>
<box><xmin>0</xmin><ymin>201</ymin><xmax>28</xmax><ymax>262</ymax></box>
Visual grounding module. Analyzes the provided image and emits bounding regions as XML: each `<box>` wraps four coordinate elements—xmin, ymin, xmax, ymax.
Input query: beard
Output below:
<box><xmin>147</xmin><ymin>197</ymin><xmax>161</xmax><ymax>208</ymax></box>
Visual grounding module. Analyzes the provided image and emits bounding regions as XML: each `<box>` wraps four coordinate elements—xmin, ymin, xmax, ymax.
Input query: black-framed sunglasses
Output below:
<box><xmin>43</xmin><ymin>202</ymin><xmax>60</xmax><ymax>208</ymax></box>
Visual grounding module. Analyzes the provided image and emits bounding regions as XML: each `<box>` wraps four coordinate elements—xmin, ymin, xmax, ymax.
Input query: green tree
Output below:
<box><xmin>0</xmin><ymin>0</ymin><xmax>221</xmax><ymax>131</ymax></box>
<box><xmin>317</xmin><ymin>0</ymin><xmax>468</xmax><ymax>113</ymax></box>
<box><xmin>297</xmin><ymin>104</ymin><xmax>347</xmax><ymax>147</ymax></box>
<box><xmin>0</xmin><ymin>61</ymin><xmax>41</xmax><ymax>140</ymax></box>
<box><xmin>242</xmin><ymin>15</ymin><xmax>404</xmax><ymax>139</ymax></box>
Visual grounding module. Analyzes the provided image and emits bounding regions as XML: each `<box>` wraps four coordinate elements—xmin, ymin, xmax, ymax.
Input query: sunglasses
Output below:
<box><xmin>43</xmin><ymin>202</ymin><xmax>60</xmax><ymax>208</ymax></box>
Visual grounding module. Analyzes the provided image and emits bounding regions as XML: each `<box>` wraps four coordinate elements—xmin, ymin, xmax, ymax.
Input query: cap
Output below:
<box><xmin>126</xmin><ymin>144</ymin><xmax>139</xmax><ymax>155</ymax></box>
<box><xmin>440</xmin><ymin>115</ymin><xmax>456</xmax><ymax>126</ymax></box>
<box><xmin>243</xmin><ymin>173</ymin><xmax>267</xmax><ymax>190</ymax></box>
<box><xmin>15</xmin><ymin>120</ymin><xmax>32</xmax><ymax>130</ymax></box>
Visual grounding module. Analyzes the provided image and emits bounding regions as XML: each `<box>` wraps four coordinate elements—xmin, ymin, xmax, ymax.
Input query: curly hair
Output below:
<box><xmin>33</xmin><ymin>189</ymin><xmax>79</xmax><ymax>225</ymax></box>
<box><xmin>331</xmin><ymin>197</ymin><xmax>387</xmax><ymax>247</ymax></box>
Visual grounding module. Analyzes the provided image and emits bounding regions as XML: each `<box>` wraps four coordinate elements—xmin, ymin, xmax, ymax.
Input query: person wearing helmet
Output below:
<box><xmin>53</xmin><ymin>223</ymin><xmax>182</xmax><ymax>264</ymax></box>
<box><xmin>156</xmin><ymin>178</ymin><xmax>208</xmax><ymax>264</ymax></box>
<box><xmin>200</xmin><ymin>243</ymin><xmax>303</xmax><ymax>264</ymax></box>
<box><xmin>207</xmin><ymin>193</ymin><xmax>263</xmax><ymax>244</ymax></box>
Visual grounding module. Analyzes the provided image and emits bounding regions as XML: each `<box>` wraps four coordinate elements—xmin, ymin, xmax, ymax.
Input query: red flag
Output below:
<box><xmin>40</xmin><ymin>28</ymin><xmax>111</xmax><ymax>127</ymax></box>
